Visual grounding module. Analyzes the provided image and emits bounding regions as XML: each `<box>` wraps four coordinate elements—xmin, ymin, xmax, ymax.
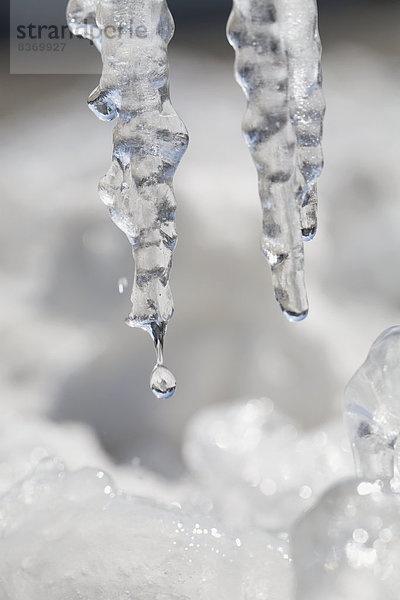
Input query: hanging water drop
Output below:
<box><xmin>283</xmin><ymin>309</ymin><xmax>308</xmax><ymax>323</ymax></box>
<box><xmin>150</xmin><ymin>366</ymin><xmax>176</xmax><ymax>400</ymax></box>
<box><xmin>148</xmin><ymin>322</ymin><xmax>176</xmax><ymax>399</ymax></box>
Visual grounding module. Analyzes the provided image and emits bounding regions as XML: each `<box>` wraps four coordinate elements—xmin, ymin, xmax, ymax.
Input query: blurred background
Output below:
<box><xmin>0</xmin><ymin>0</ymin><xmax>399</xmax><ymax>477</ymax></box>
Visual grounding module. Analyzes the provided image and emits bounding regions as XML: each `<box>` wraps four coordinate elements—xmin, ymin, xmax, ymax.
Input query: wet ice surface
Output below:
<box><xmin>0</xmin><ymin>394</ymin><xmax>397</xmax><ymax>599</ymax></box>
<box><xmin>0</xmin><ymin>400</ymin><xmax>353</xmax><ymax>599</ymax></box>
<box><xmin>293</xmin><ymin>478</ymin><xmax>400</xmax><ymax>600</ymax></box>
<box><xmin>227</xmin><ymin>0</ymin><xmax>324</xmax><ymax>319</ymax></box>
<box><xmin>291</xmin><ymin>326</ymin><xmax>400</xmax><ymax>600</ymax></box>
<box><xmin>228</xmin><ymin>0</ymin><xmax>325</xmax><ymax>321</ymax></box>
<box><xmin>0</xmin><ymin>463</ymin><xmax>294</xmax><ymax>600</ymax></box>
<box><xmin>0</xmin><ymin>386</ymin><xmax>398</xmax><ymax>598</ymax></box>
<box><xmin>345</xmin><ymin>326</ymin><xmax>400</xmax><ymax>484</ymax></box>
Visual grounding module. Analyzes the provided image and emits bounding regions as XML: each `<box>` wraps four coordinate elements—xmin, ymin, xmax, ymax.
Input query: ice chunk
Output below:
<box><xmin>0</xmin><ymin>409</ymin><xmax>112</xmax><ymax>497</ymax></box>
<box><xmin>0</xmin><ymin>409</ymin><xmax>196</xmax><ymax>510</ymax></box>
<box><xmin>0</xmin><ymin>464</ymin><xmax>294</xmax><ymax>599</ymax></box>
<box><xmin>292</xmin><ymin>478</ymin><xmax>400</xmax><ymax>600</ymax></box>
<box><xmin>345</xmin><ymin>326</ymin><xmax>400</xmax><ymax>485</ymax></box>
<box><xmin>183</xmin><ymin>399</ymin><xmax>353</xmax><ymax>531</ymax></box>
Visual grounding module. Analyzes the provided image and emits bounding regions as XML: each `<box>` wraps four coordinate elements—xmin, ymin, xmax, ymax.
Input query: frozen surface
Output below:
<box><xmin>0</xmin><ymin>350</ymin><xmax>399</xmax><ymax>598</ymax></box>
<box><xmin>184</xmin><ymin>398</ymin><xmax>353</xmax><ymax>531</ymax></box>
<box><xmin>0</xmin><ymin>408</ymin><xmax>198</xmax><ymax>511</ymax></box>
<box><xmin>293</xmin><ymin>478</ymin><xmax>400</xmax><ymax>600</ymax></box>
<box><xmin>0</xmin><ymin>409</ymin><xmax>111</xmax><ymax>498</ymax></box>
<box><xmin>0</xmin><ymin>463</ymin><xmax>293</xmax><ymax>600</ymax></box>
<box><xmin>345</xmin><ymin>327</ymin><xmax>400</xmax><ymax>484</ymax></box>
<box><xmin>227</xmin><ymin>0</ymin><xmax>324</xmax><ymax>319</ymax></box>
<box><xmin>67</xmin><ymin>0</ymin><xmax>188</xmax><ymax>396</ymax></box>
<box><xmin>294</xmin><ymin>327</ymin><xmax>400</xmax><ymax>600</ymax></box>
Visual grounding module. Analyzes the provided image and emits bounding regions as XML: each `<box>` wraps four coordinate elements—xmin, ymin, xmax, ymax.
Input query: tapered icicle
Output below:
<box><xmin>67</xmin><ymin>0</ymin><xmax>188</xmax><ymax>397</ymax></box>
<box><xmin>227</xmin><ymin>0</ymin><xmax>325</xmax><ymax>320</ymax></box>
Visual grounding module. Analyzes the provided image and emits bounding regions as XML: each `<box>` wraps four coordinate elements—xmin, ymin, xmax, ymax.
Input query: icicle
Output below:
<box><xmin>227</xmin><ymin>0</ymin><xmax>325</xmax><ymax>320</ymax></box>
<box><xmin>67</xmin><ymin>0</ymin><xmax>188</xmax><ymax>397</ymax></box>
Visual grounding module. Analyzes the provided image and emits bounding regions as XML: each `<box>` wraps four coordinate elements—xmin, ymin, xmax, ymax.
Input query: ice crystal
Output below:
<box><xmin>345</xmin><ymin>326</ymin><xmax>400</xmax><ymax>486</ymax></box>
<box><xmin>293</xmin><ymin>478</ymin><xmax>400</xmax><ymax>600</ymax></box>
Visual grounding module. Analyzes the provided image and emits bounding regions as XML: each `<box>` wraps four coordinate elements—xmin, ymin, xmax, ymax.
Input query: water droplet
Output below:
<box><xmin>88</xmin><ymin>86</ymin><xmax>121</xmax><ymax>121</ymax></box>
<box><xmin>302</xmin><ymin>227</ymin><xmax>316</xmax><ymax>242</ymax></box>
<box><xmin>150</xmin><ymin>365</ymin><xmax>176</xmax><ymax>399</ymax></box>
<box><xmin>283</xmin><ymin>309</ymin><xmax>308</xmax><ymax>323</ymax></box>
<box><xmin>144</xmin><ymin>321</ymin><xmax>176</xmax><ymax>398</ymax></box>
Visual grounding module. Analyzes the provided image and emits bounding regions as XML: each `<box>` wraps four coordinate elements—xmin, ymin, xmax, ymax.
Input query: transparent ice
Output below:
<box><xmin>345</xmin><ymin>326</ymin><xmax>400</xmax><ymax>485</ymax></box>
<box><xmin>66</xmin><ymin>0</ymin><xmax>188</xmax><ymax>397</ymax></box>
<box><xmin>227</xmin><ymin>0</ymin><xmax>325</xmax><ymax>320</ymax></box>
<box><xmin>292</xmin><ymin>328</ymin><xmax>400</xmax><ymax>599</ymax></box>
<box><xmin>292</xmin><ymin>478</ymin><xmax>400</xmax><ymax>600</ymax></box>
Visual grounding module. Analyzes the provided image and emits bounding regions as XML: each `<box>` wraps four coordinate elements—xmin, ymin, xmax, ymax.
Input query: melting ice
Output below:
<box><xmin>345</xmin><ymin>326</ymin><xmax>400</xmax><ymax>486</ymax></box>
<box><xmin>293</xmin><ymin>478</ymin><xmax>400</xmax><ymax>600</ymax></box>
<box><xmin>67</xmin><ymin>0</ymin><xmax>188</xmax><ymax>397</ymax></box>
<box><xmin>227</xmin><ymin>0</ymin><xmax>325</xmax><ymax>320</ymax></box>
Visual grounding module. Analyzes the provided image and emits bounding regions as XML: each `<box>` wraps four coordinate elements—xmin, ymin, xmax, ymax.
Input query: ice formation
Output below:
<box><xmin>184</xmin><ymin>398</ymin><xmax>353</xmax><ymax>531</ymax></box>
<box><xmin>227</xmin><ymin>0</ymin><xmax>325</xmax><ymax>320</ymax></box>
<box><xmin>66</xmin><ymin>0</ymin><xmax>188</xmax><ymax>397</ymax></box>
<box><xmin>291</xmin><ymin>327</ymin><xmax>400</xmax><ymax>600</ymax></box>
<box><xmin>0</xmin><ymin>462</ymin><xmax>294</xmax><ymax>600</ymax></box>
<box><xmin>345</xmin><ymin>326</ymin><xmax>400</xmax><ymax>485</ymax></box>
<box><xmin>292</xmin><ymin>478</ymin><xmax>400</xmax><ymax>600</ymax></box>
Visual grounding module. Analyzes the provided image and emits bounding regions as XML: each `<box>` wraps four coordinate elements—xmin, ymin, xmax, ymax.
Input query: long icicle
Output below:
<box><xmin>67</xmin><ymin>0</ymin><xmax>188</xmax><ymax>397</ymax></box>
<box><xmin>227</xmin><ymin>0</ymin><xmax>325</xmax><ymax>321</ymax></box>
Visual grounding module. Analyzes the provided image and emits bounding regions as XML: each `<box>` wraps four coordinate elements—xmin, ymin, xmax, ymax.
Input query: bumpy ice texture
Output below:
<box><xmin>292</xmin><ymin>479</ymin><xmax>400</xmax><ymax>600</ymax></box>
<box><xmin>345</xmin><ymin>326</ymin><xmax>400</xmax><ymax>485</ymax></box>
<box><xmin>0</xmin><ymin>462</ymin><xmax>294</xmax><ymax>600</ymax></box>
<box><xmin>1</xmin><ymin>331</ymin><xmax>400</xmax><ymax>598</ymax></box>
<box><xmin>227</xmin><ymin>0</ymin><xmax>325</xmax><ymax>320</ymax></box>
<box><xmin>66</xmin><ymin>0</ymin><xmax>188</xmax><ymax>333</ymax></box>
<box><xmin>292</xmin><ymin>327</ymin><xmax>400</xmax><ymax>599</ymax></box>
<box><xmin>184</xmin><ymin>399</ymin><xmax>353</xmax><ymax>531</ymax></box>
